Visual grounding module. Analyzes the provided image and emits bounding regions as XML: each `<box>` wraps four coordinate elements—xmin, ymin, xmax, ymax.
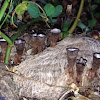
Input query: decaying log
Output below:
<box><xmin>13</xmin><ymin>36</ymin><xmax>100</xmax><ymax>99</ymax></box>
<box><xmin>0</xmin><ymin>63</ymin><xmax>19</xmax><ymax>100</ymax></box>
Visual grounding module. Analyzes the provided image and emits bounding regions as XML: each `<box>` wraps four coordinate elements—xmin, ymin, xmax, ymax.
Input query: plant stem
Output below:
<box><xmin>0</xmin><ymin>31</ymin><xmax>13</xmax><ymax>64</ymax></box>
<box><xmin>0</xmin><ymin>11</ymin><xmax>10</xmax><ymax>29</ymax></box>
<box><xmin>68</xmin><ymin>0</ymin><xmax>84</xmax><ymax>34</ymax></box>
<box><xmin>45</xmin><ymin>21</ymin><xmax>50</xmax><ymax>28</ymax></box>
<box><xmin>0</xmin><ymin>0</ymin><xmax>12</xmax><ymax>29</ymax></box>
<box><xmin>5</xmin><ymin>47</ymin><xmax>12</xmax><ymax>64</ymax></box>
<box><xmin>0</xmin><ymin>0</ymin><xmax>10</xmax><ymax>21</ymax></box>
<box><xmin>0</xmin><ymin>31</ymin><xmax>13</xmax><ymax>46</ymax></box>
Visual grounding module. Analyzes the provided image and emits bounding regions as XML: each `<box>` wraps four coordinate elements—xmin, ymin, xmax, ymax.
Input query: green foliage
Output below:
<box><xmin>50</xmin><ymin>18</ymin><xmax>57</xmax><ymax>23</ymax></box>
<box><xmin>43</xmin><ymin>4</ymin><xmax>63</xmax><ymax>23</ymax></box>
<box><xmin>51</xmin><ymin>5</ymin><xmax>63</xmax><ymax>17</ymax></box>
<box><xmin>95</xmin><ymin>13</ymin><xmax>100</xmax><ymax>18</ymax></box>
<box><xmin>88</xmin><ymin>19</ymin><xmax>96</xmax><ymax>28</ymax></box>
<box><xmin>61</xmin><ymin>32</ymin><xmax>73</xmax><ymax>38</ymax></box>
<box><xmin>79</xmin><ymin>0</ymin><xmax>99</xmax><ymax>31</ymax></box>
<box><xmin>14</xmin><ymin>1</ymin><xmax>63</xmax><ymax>23</ymax></box>
<box><xmin>27</xmin><ymin>3</ymin><xmax>40</xmax><ymax>18</ymax></box>
<box><xmin>15</xmin><ymin>1</ymin><xmax>27</xmax><ymax>15</ymax></box>
<box><xmin>13</xmin><ymin>0</ymin><xmax>20</xmax><ymax>6</ymax></box>
<box><xmin>53</xmin><ymin>0</ymin><xmax>60</xmax><ymax>5</ymax></box>
<box><xmin>62</xmin><ymin>20</ymin><xmax>70</xmax><ymax>32</ymax></box>
<box><xmin>36</xmin><ymin>0</ymin><xmax>47</xmax><ymax>4</ymax></box>
<box><xmin>91</xmin><ymin>4</ymin><xmax>97</xmax><ymax>10</ymax></box>
<box><xmin>46</xmin><ymin>4</ymin><xmax>63</xmax><ymax>23</ymax></box>
<box><xmin>44</xmin><ymin>4</ymin><xmax>55</xmax><ymax>17</ymax></box>
<box><xmin>95</xmin><ymin>0</ymin><xmax>100</xmax><ymax>3</ymax></box>
<box><xmin>61</xmin><ymin>20</ymin><xmax>74</xmax><ymax>38</ymax></box>
<box><xmin>77</xmin><ymin>20</ymin><xmax>90</xmax><ymax>32</ymax></box>
<box><xmin>88</xmin><ymin>0</ymin><xmax>91</xmax><ymax>2</ymax></box>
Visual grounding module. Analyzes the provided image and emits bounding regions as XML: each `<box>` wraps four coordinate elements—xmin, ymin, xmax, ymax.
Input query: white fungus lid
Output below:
<box><xmin>0</xmin><ymin>38</ymin><xmax>6</xmax><ymax>41</ymax></box>
<box><xmin>15</xmin><ymin>40</ymin><xmax>24</xmax><ymax>44</ymax></box>
<box><xmin>38</xmin><ymin>34</ymin><xmax>45</xmax><ymax>37</ymax></box>
<box><xmin>94</xmin><ymin>53</ymin><xmax>100</xmax><ymax>58</ymax></box>
<box><xmin>67</xmin><ymin>48</ymin><xmax>79</xmax><ymax>51</ymax></box>
<box><xmin>50</xmin><ymin>28</ymin><xmax>61</xmax><ymax>34</ymax></box>
<box><xmin>32</xmin><ymin>34</ymin><xmax>37</xmax><ymax>37</ymax></box>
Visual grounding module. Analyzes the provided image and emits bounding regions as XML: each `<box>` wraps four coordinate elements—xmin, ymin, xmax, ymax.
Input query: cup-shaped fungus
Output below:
<box><xmin>48</xmin><ymin>28</ymin><xmax>61</xmax><ymax>47</ymax></box>
<box><xmin>64</xmin><ymin>48</ymin><xmax>79</xmax><ymax>85</ymax></box>
<box><xmin>92</xmin><ymin>53</ymin><xmax>100</xmax><ymax>70</ymax></box>
<box><xmin>86</xmin><ymin>53</ymin><xmax>100</xmax><ymax>82</ymax></box>
<box><xmin>14</xmin><ymin>39</ymin><xmax>25</xmax><ymax>65</ymax></box>
<box><xmin>76</xmin><ymin>57</ymin><xmax>87</xmax><ymax>86</ymax></box>
<box><xmin>30</xmin><ymin>34</ymin><xmax>38</xmax><ymax>54</ymax></box>
<box><xmin>37</xmin><ymin>34</ymin><xmax>46</xmax><ymax>53</ymax></box>
<box><xmin>76</xmin><ymin>57</ymin><xmax>87</xmax><ymax>75</ymax></box>
<box><xmin>66</xmin><ymin>48</ymin><xmax>79</xmax><ymax>68</ymax></box>
<box><xmin>0</xmin><ymin>38</ymin><xmax>8</xmax><ymax>62</ymax></box>
<box><xmin>14</xmin><ymin>39</ymin><xmax>25</xmax><ymax>56</ymax></box>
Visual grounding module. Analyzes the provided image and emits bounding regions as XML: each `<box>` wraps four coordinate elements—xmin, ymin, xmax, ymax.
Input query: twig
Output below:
<box><xmin>68</xmin><ymin>0</ymin><xmax>84</xmax><ymax>34</ymax></box>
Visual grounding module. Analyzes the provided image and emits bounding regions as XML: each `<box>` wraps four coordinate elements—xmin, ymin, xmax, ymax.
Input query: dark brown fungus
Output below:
<box><xmin>30</xmin><ymin>34</ymin><xmax>38</xmax><ymax>54</ymax></box>
<box><xmin>37</xmin><ymin>34</ymin><xmax>46</xmax><ymax>53</ymax></box>
<box><xmin>86</xmin><ymin>53</ymin><xmax>100</xmax><ymax>82</ymax></box>
<box><xmin>0</xmin><ymin>38</ymin><xmax>8</xmax><ymax>62</ymax></box>
<box><xmin>76</xmin><ymin>57</ymin><xmax>87</xmax><ymax>75</ymax></box>
<box><xmin>66</xmin><ymin>48</ymin><xmax>79</xmax><ymax>68</ymax></box>
<box><xmin>14</xmin><ymin>39</ymin><xmax>25</xmax><ymax>56</ymax></box>
<box><xmin>76</xmin><ymin>57</ymin><xmax>86</xmax><ymax>86</ymax></box>
<box><xmin>92</xmin><ymin>53</ymin><xmax>100</xmax><ymax>70</ymax></box>
<box><xmin>65</xmin><ymin>48</ymin><xmax>79</xmax><ymax>84</ymax></box>
<box><xmin>48</xmin><ymin>28</ymin><xmax>61</xmax><ymax>47</ymax></box>
<box><xmin>14</xmin><ymin>39</ymin><xmax>25</xmax><ymax>65</ymax></box>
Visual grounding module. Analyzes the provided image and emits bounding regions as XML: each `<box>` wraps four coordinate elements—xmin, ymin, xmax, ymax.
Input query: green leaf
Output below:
<box><xmin>95</xmin><ymin>0</ymin><xmax>100</xmax><ymax>3</ymax></box>
<box><xmin>77</xmin><ymin>21</ymin><xmax>86</xmax><ymax>29</ymax></box>
<box><xmin>62</xmin><ymin>20</ymin><xmax>70</xmax><ymax>32</ymax></box>
<box><xmin>61</xmin><ymin>32</ymin><xmax>73</xmax><ymax>38</ymax></box>
<box><xmin>52</xmin><ymin>5</ymin><xmax>63</xmax><ymax>17</ymax></box>
<box><xmin>88</xmin><ymin>0</ymin><xmax>91</xmax><ymax>2</ymax></box>
<box><xmin>53</xmin><ymin>0</ymin><xmax>60</xmax><ymax>5</ymax></box>
<box><xmin>22</xmin><ymin>0</ymin><xmax>28</xmax><ymax>1</ymax></box>
<box><xmin>15</xmin><ymin>1</ymin><xmax>27</xmax><ymax>15</ymax></box>
<box><xmin>95</xmin><ymin>13</ymin><xmax>100</xmax><ymax>18</ymax></box>
<box><xmin>51</xmin><ymin>19</ymin><xmax>57</xmax><ymax>23</ymax></box>
<box><xmin>84</xmin><ymin>27</ymin><xmax>90</xmax><ymax>32</ymax></box>
<box><xmin>36</xmin><ymin>0</ymin><xmax>47</xmax><ymax>4</ymax></box>
<box><xmin>44</xmin><ymin>4</ymin><xmax>55</xmax><ymax>17</ymax></box>
<box><xmin>77</xmin><ymin>21</ymin><xmax>90</xmax><ymax>32</ymax></box>
<box><xmin>27</xmin><ymin>3</ymin><xmax>40</xmax><ymax>18</ymax></box>
<box><xmin>88</xmin><ymin>19</ymin><xmax>96</xmax><ymax>28</ymax></box>
<box><xmin>91</xmin><ymin>4</ymin><xmax>97</xmax><ymax>10</ymax></box>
